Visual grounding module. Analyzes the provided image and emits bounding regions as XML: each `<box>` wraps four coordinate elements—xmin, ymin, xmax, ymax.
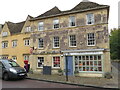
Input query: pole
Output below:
<box><xmin>66</xmin><ymin>56</ymin><xmax>68</xmax><ymax>81</ymax></box>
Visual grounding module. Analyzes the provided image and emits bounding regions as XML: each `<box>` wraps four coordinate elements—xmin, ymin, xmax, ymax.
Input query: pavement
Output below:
<box><xmin>27</xmin><ymin>61</ymin><xmax>120</xmax><ymax>89</ymax></box>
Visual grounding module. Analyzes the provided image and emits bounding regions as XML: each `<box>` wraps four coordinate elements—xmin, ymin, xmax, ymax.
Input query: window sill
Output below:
<box><xmin>69</xmin><ymin>46</ymin><xmax>77</xmax><ymax>48</ymax></box>
<box><xmin>52</xmin><ymin>67</ymin><xmax>60</xmax><ymax>69</ymax></box>
<box><xmin>87</xmin><ymin>45</ymin><xmax>95</xmax><ymax>47</ymax></box>
<box><xmin>36</xmin><ymin>67</ymin><xmax>43</xmax><ymax>69</ymax></box>
<box><xmin>53</xmin><ymin>47</ymin><xmax>60</xmax><ymax>49</ymax></box>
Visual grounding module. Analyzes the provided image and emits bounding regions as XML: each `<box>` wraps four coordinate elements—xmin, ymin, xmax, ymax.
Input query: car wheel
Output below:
<box><xmin>3</xmin><ymin>73</ymin><xmax>9</xmax><ymax>81</ymax></box>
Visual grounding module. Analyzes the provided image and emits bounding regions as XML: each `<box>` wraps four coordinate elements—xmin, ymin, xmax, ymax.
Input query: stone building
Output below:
<box><xmin>29</xmin><ymin>1</ymin><xmax>111</xmax><ymax>77</ymax></box>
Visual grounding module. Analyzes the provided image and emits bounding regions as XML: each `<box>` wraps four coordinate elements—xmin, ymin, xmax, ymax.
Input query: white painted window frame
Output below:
<box><xmin>69</xmin><ymin>35</ymin><xmax>77</xmax><ymax>47</ymax></box>
<box><xmin>53</xmin><ymin>36</ymin><xmax>60</xmax><ymax>48</ymax></box>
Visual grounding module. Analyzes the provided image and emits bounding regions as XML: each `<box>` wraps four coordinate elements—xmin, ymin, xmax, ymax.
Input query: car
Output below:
<box><xmin>0</xmin><ymin>59</ymin><xmax>27</xmax><ymax>80</ymax></box>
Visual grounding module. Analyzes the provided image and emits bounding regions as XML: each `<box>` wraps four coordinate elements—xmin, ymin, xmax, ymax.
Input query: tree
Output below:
<box><xmin>110</xmin><ymin>28</ymin><xmax>120</xmax><ymax>60</ymax></box>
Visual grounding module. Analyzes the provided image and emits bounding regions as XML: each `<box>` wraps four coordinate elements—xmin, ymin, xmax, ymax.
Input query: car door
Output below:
<box><xmin>0</xmin><ymin>62</ymin><xmax>2</xmax><ymax>78</ymax></box>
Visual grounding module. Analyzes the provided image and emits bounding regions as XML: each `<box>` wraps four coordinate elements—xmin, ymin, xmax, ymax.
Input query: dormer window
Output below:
<box><xmin>25</xmin><ymin>26</ymin><xmax>31</xmax><ymax>32</ymax></box>
<box><xmin>2</xmin><ymin>32</ymin><xmax>8</xmax><ymax>37</ymax></box>
<box><xmin>69</xmin><ymin>16</ymin><xmax>76</xmax><ymax>27</ymax></box>
<box><xmin>53</xmin><ymin>19</ymin><xmax>59</xmax><ymax>29</ymax></box>
<box><xmin>86</xmin><ymin>13</ymin><xmax>94</xmax><ymax>25</ymax></box>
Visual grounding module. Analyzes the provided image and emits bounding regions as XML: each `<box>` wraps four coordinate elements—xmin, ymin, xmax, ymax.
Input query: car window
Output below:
<box><xmin>0</xmin><ymin>62</ymin><xmax>2</xmax><ymax>67</ymax></box>
<box><xmin>3</xmin><ymin>60</ymin><xmax>19</xmax><ymax>67</ymax></box>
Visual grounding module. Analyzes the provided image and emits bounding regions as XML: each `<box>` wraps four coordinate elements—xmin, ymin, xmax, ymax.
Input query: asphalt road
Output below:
<box><xmin>1</xmin><ymin>79</ymin><xmax>90</xmax><ymax>88</ymax></box>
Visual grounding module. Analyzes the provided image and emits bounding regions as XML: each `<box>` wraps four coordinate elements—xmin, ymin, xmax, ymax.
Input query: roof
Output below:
<box><xmin>32</xmin><ymin>1</ymin><xmax>109</xmax><ymax>20</ymax></box>
<box><xmin>0</xmin><ymin>24</ymin><xmax>3</xmax><ymax>33</ymax></box>
<box><xmin>71</xmin><ymin>1</ymin><xmax>107</xmax><ymax>11</ymax></box>
<box><xmin>37</xmin><ymin>6</ymin><xmax>61</xmax><ymax>18</ymax></box>
<box><xmin>6</xmin><ymin>21</ymin><xmax>25</xmax><ymax>35</ymax></box>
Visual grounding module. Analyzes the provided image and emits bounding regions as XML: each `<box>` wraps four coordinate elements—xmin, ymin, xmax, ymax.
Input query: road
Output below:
<box><xmin>1</xmin><ymin>79</ymin><xmax>89</xmax><ymax>88</ymax></box>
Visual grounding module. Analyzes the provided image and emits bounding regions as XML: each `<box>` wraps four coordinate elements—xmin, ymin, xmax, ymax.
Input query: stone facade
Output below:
<box><xmin>29</xmin><ymin>3</ymin><xmax>111</xmax><ymax>77</ymax></box>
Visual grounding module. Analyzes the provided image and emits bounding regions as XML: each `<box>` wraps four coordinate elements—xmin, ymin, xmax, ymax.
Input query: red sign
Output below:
<box><xmin>30</xmin><ymin>47</ymin><xmax>33</xmax><ymax>54</ymax></box>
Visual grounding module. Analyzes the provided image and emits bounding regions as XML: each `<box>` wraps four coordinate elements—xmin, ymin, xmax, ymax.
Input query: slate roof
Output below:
<box><xmin>32</xmin><ymin>1</ymin><xmax>109</xmax><ymax>20</ymax></box>
<box><xmin>0</xmin><ymin>24</ymin><xmax>3</xmax><ymax>33</ymax></box>
<box><xmin>37</xmin><ymin>6</ymin><xmax>61</xmax><ymax>18</ymax></box>
<box><xmin>71</xmin><ymin>1</ymin><xmax>108</xmax><ymax>11</ymax></box>
<box><xmin>7</xmin><ymin>21</ymin><xmax>25</xmax><ymax>35</ymax></box>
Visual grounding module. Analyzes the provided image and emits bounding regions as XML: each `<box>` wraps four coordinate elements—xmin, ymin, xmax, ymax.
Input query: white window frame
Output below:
<box><xmin>38</xmin><ymin>38</ymin><xmax>44</xmax><ymax>49</ymax></box>
<box><xmin>2</xmin><ymin>32</ymin><xmax>8</xmax><ymax>37</ymax></box>
<box><xmin>74</xmin><ymin>55</ymin><xmax>103</xmax><ymax>72</ymax></box>
<box><xmin>25</xmin><ymin>26</ymin><xmax>32</xmax><ymax>32</ymax></box>
<box><xmin>2</xmin><ymin>41</ymin><xmax>8</xmax><ymax>48</ymax></box>
<box><xmin>69</xmin><ymin>35</ymin><xmax>77</xmax><ymax>47</ymax></box>
<box><xmin>24</xmin><ymin>55</ymin><xmax>29</xmax><ymax>61</ymax></box>
<box><xmin>53</xmin><ymin>19</ymin><xmax>59</xmax><ymax>29</ymax></box>
<box><xmin>37</xmin><ymin>57</ymin><xmax>44</xmax><ymax>68</ymax></box>
<box><xmin>24</xmin><ymin>39</ymin><xmax>30</xmax><ymax>46</ymax></box>
<box><xmin>86</xmin><ymin>13</ymin><xmax>94</xmax><ymax>25</ymax></box>
<box><xmin>69</xmin><ymin>16</ymin><xmax>76</xmax><ymax>27</ymax></box>
<box><xmin>38</xmin><ymin>22</ymin><xmax>44</xmax><ymax>31</ymax></box>
<box><xmin>52</xmin><ymin>56</ymin><xmax>60</xmax><ymax>68</ymax></box>
<box><xmin>53</xmin><ymin>36</ymin><xmax>60</xmax><ymax>48</ymax></box>
<box><xmin>12</xmin><ymin>40</ymin><xmax>17</xmax><ymax>48</ymax></box>
<box><xmin>87</xmin><ymin>33</ymin><xmax>96</xmax><ymax>46</ymax></box>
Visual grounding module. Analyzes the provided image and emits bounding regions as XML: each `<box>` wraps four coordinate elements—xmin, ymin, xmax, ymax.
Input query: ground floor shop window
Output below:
<box><xmin>38</xmin><ymin>57</ymin><xmax>44</xmax><ymax>68</ymax></box>
<box><xmin>75</xmin><ymin>55</ymin><xmax>102</xmax><ymax>72</ymax></box>
<box><xmin>53</xmin><ymin>57</ymin><xmax>60</xmax><ymax>68</ymax></box>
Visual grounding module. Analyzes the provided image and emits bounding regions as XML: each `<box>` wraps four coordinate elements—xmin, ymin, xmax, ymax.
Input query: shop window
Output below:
<box><xmin>75</xmin><ymin>55</ymin><xmax>102</xmax><ymax>72</ymax></box>
<box><xmin>53</xmin><ymin>57</ymin><xmax>60</xmax><ymax>68</ymax></box>
<box><xmin>38</xmin><ymin>57</ymin><xmax>44</xmax><ymax>68</ymax></box>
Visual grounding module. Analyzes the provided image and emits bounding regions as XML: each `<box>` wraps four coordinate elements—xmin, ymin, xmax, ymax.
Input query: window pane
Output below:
<box><xmin>38</xmin><ymin>38</ymin><xmax>44</xmax><ymax>48</ymax></box>
<box><xmin>75</xmin><ymin>55</ymin><xmax>102</xmax><ymax>72</ymax></box>
<box><xmin>38</xmin><ymin>22</ymin><xmax>44</xmax><ymax>30</ymax></box>
<box><xmin>53</xmin><ymin>19</ymin><xmax>59</xmax><ymax>29</ymax></box>
<box><xmin>87</xmin><ymin>13</ymin><xmax>94</xmax><ymax>25</ymax></box>
<box><xmin>70</xmin><ymin>16</ymin><xmax>75</xmax><ymax>26</ymax></box>
<box><xmin>38</xmin><ymin>57</ymin><xmax>44</xmax><ymax>67</ymax></box>
<box><xmin>87</xmin><ymin>33</ymin><xmax>95</xmax><ymax>46</ymax></box>
<box><xmin>53</xmin><ymin>57</ymin><xmax>60</xmax><ymax>68</ymax></box>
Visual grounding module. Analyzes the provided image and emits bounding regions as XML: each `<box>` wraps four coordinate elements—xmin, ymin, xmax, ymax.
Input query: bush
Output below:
<box><xmin>104</xmin><ymin>72</ymin><xmax>112</xmax><ymax>79</ymax></box>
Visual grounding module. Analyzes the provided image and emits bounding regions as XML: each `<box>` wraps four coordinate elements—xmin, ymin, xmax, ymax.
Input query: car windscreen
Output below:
<box><xmin>3</xmin><ymin>60</ymin><xmax>19</xmax><ymax>67</ymax></box>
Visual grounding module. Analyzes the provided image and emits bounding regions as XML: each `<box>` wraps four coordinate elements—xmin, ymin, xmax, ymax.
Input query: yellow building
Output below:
<box><xmin>0</xmin><ymin>15</ymin><xmax>33</xmax><ymax>67</ymax></box>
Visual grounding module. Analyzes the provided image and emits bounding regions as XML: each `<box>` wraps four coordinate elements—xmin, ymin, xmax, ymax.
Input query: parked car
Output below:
<box><xmin>0</xmin><ymin>59</ymin><xmax>27</xmax><ymax>80</ymax></box>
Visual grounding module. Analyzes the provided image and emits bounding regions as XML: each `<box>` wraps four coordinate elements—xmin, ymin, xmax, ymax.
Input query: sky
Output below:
<box><xmin>0</xmin><ymin>0</ymin><xmax>119</xmax><ymax>30</ymax></box>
